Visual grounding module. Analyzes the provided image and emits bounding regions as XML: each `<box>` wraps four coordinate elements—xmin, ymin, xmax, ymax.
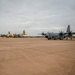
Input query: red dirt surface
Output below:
<box><xmin>0</xmin><ymin>38</ymin><xmax>75</xmax><ymax>75</ymax></box>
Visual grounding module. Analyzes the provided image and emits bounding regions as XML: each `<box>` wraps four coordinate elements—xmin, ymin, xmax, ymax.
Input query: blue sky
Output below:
<box><xmin>0</xmin><ymin>0</ymin><xmax>75</xmax><ymax>35</ymax></box>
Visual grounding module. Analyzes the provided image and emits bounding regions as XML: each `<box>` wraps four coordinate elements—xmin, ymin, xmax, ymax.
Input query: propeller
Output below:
<box><xmin>68</xmin><ymin>31</ymin><xmax>72</xmax><ymax>37</ymax></box>
<box><xmin>59</xmin><ymin>31</ymin><xmax>64</xmax><ymax>36</ymax></box>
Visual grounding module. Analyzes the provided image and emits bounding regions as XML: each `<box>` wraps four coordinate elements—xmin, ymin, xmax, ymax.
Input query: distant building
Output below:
<box><xmin>22</xmin><ymin>30</ymin><xmax>25</xmax><ymax>35</ymax></box>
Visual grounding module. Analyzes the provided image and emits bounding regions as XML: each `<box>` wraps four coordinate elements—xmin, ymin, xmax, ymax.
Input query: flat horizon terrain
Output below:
<box><xmin>0</xmin><ymin>38</ymin><xmax>75</xmax><ymax>75</ymax></box>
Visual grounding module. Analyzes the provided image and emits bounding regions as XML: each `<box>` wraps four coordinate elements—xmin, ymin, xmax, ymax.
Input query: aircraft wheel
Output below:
<box><xmin>71</xmin><ymin>37</ymin><xmax>72</xmax><ymax>40</ymax></box>
<box><xmin>54</xmin><ymin>37</ymin><xmax>58</xmax><ymax>40</ymax></box>
<box><xmin>59</xmin><ymin>38</ymin><xmax>63</xmax><ymax>40</ymax></box>
<box><xmin>48</xmin><ymin>38</ymin><xmax>50</xmax><ymax>40</ymax></box>
<box><xmin>66</xmin><ymin>37</ymin><xmax>68</xmax><ymax>40</ymax></box>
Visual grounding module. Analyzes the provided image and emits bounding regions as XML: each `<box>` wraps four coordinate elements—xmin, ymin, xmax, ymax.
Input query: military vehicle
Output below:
<box><xmin>42</xmin><ymin>25</ymin><xmax>75</xmax><ymax>40</ymax></box>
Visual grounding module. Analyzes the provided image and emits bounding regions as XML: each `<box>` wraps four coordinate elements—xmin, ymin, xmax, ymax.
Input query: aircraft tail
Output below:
<box><xmin>67</xmin><ymin>25</ymin><xmax>70</xmax><ymax>33</ymax></box>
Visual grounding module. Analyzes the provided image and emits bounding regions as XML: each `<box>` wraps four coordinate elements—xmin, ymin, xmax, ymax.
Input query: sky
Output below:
<box><xmin>0</xmin><ymin>0</ymin><xmax>75</xmax><ymax>35</ymax></box>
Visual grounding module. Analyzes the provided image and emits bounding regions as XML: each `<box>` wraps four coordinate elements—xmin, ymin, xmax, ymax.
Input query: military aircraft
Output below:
<box><xmin>42</xmin><ymin>25</ymin><xmax>75</xmax><ymax>40</ymax></box>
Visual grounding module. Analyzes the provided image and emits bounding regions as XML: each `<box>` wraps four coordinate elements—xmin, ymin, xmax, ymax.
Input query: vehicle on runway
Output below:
<box><xmin>42</xmin><ymin>25</ymin><xmax>75</xmax><ymax>40</ymax></box>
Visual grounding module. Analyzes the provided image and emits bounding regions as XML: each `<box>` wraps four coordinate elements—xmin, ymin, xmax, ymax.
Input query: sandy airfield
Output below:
<box><xmin>0</xmin><ymin>38</ymin><xmax>75</xmax><ymax>75</ymax></box>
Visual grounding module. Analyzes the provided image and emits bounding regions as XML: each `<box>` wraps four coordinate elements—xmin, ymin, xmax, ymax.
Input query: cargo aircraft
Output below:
<box><xmin>42</xmin><ymin>25</ymin><xmax>75</xmax><ymax>40</ymax></box>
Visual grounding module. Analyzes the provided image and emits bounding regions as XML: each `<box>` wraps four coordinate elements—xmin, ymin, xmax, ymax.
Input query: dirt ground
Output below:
<box><xmin>0</xmin><ymin>38</ymin><xmax>75</xmax><ymax>75</ymax></box>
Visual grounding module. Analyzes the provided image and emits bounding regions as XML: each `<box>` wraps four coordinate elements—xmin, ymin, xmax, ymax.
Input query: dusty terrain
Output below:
<box><xmin>0</xmin><ymin>38</ymin><xmax>75</xmax><ymax>75</ymax></box>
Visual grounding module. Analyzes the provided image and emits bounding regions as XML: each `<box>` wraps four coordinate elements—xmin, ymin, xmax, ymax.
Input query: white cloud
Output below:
<box><xmin>0</xmin><ymin>0</ymin><xmax>75</xmax><ymax>34</ymax></box>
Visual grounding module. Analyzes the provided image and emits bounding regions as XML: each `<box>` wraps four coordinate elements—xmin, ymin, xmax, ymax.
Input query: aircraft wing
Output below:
<box><xmin>63</xmin><ymin>33</ymin><xmax>68</xmax><ymax>35</ymax></box>
<box><xmin>64</xmin><ymin>32</ymin><xmax>75</xmax><ymax>34</ymax></box>
<box><xmin>72</xmin><ymin>32</ymin><xmax>75</xmax><ymax>34</ymax></box>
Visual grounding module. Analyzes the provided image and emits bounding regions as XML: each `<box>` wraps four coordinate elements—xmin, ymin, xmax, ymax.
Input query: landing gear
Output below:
<box><xmin>66</xmin><ymin>37</ymin><xmax>68</xmax><ymax>40</ymax></box>
<box><xmin>65</xmin><ymin>37</ymin><xmax>72</xmax><ymax>40</ymax></box>
<box><xmin>59</xmin><ymin>37</ymin><xmax>64</xmax><ymax>40</ymax></box>
<box><xmin>48</xmin><ymin>37</ymin><xmax>51</xmax><ymax>40</ymax></box>
<box><xmin>71</xmin><ymin>37</ymin><xmax>72</xmax><ymax>40</ymax></box>
<box><xmin>54</xmin><ymin>37</ymin><xmax>58</xmax><ymax>40</ymax></box>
